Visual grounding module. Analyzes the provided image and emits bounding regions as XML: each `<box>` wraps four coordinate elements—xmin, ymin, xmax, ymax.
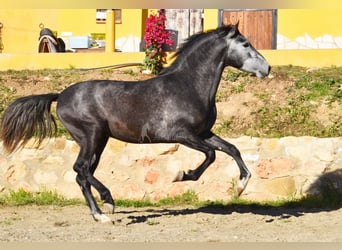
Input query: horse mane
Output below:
<box><xmin>159</xmin><ymin>25</ymin><xmax>235</xmax><ymax>75</ymax></box>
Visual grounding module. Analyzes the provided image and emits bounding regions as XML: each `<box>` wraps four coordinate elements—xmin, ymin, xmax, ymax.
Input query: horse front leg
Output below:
<box><xmin>173</xmin><ymin>133</ymin><xmax>216</xmax><ymax>182</ymax></box>
<box><xmin>203</xmin><ymin>132</ymin><xmax>251</xmax><ymax>196</ymax></box>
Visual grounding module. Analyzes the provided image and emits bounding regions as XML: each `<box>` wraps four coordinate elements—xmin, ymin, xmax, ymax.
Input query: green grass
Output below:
<box><xmin>0</xmin><ymin>189</ymin><xmax>199</xmax><ymax>208</ymax></box>
<box><xmin>112</xmin><ymin>190</ymin><xmax>198</xmax><ymax>208</ymax></box>
<box><xmin>0</xmin><ymin>189</ymin><xmax>83</xmax><ymax>206</ymax></box>
<box><xmin>293</xmin><ymin>68</ymin><xmax>342</xmax><ymax>102</ymax></box>
<box><xmin>122</xmin><ymin>68</ymin><xmax>138</xmax><ymax>76</ymax></box>
<box><xmin>0</xmin><ymin>85</ymin><xmax>16</xmax><ymax>114</ymax></box>
<box><xmin>252</xmin><ymin>97</ymin><xmax>319</xmax><ymax>137</ymax></box>
<box><xmin>1</xmin><ymin>189</ymin><xmax>342</xmax><ymax>211</ymax></box>
<box><xmin>215</xmin><ymin>65</ymin><xmax>342</xmax><ymax>138</ymax></box>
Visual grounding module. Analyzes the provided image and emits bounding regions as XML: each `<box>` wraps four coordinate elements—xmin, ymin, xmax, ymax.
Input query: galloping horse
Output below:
<box><xmin>0</xmin><ymin>24</ymin><xmax>270</xmax><ymax>223</ymax></box>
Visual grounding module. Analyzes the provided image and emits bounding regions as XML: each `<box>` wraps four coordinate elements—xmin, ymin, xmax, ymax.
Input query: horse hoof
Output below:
<box><xmin>172</xmin><ymin>171</ymin><xmax>184</xmax><ymax>182</ymax></box>
<box><xmin>93</xmin><ymin>213</ymin><xmax>113</xmax><ymax>224</ymax></box>
<box><xmin>237</xmin><ymin>185</ymin><xmax>245</xmax><ymax>196</ymax></box>
<box><xmin>236</xmin><ymin>176</ymin><xmax>250</xmax><ymax>196</ymax></box>
<box><xmin>103</xmin><ymin>203</ymin><xmax>115</xmax><ymax>214</ymax></box>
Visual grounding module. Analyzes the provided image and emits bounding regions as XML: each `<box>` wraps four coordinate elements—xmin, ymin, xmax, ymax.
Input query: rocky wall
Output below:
<box><xmin>1</xmin><ymin>136</ymin><xmax>341</xmax><ymax>202</ymax></box>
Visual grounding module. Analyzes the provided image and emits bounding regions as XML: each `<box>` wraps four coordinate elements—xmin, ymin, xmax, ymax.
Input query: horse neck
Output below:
<box><xmin>183</xmin><ymin>46</ymin><xmax>226</xmax><ymax>105</ymax></box>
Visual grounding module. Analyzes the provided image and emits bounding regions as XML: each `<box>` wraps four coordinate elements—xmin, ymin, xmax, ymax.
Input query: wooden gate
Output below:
<box><xmin>221</xmin><ymin>9</ymin><xmax>277</xmax><ymax>49</ymax></box>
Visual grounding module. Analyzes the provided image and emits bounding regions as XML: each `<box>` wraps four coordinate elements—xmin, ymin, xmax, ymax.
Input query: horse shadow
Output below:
<box><xmin>117</xmin><ymin>169</ymin><xmax>342</xmax><ymax>225</ymax></box>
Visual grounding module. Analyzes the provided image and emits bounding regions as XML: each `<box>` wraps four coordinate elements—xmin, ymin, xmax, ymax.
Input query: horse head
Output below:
<box><xmin>223</xmin><ymin>23</ymin><xmax>271</xmax><ymax>78</ymax></box>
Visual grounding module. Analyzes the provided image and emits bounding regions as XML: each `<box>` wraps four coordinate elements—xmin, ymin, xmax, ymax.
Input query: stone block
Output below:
<box><xmin>260</xmin><ymin>138</ymin><xmax>285</xmax><ymax>158</ymax></box>
<box><xmin>150</xmin><ymin>143</ymin><xmax>179</xmax><ymax>156</ymax></box>
<box><xmin>285</xmin><ymin>143</ymin><xmax>312</xmax><ymax>164</ymax></box>
<box><xmin>312</xmin><ymin>138</ymin><xmax>335</xmax><ymax>162</ymax></box>
<box><xmin>111</xmin><ymin>183</ymin><xmax>146</xmax><ymax>200</ymax></box>
<box><xmin>0</xmin><ymin>154</ymin><xmax>9</xmax><ymax>176</ymax></box>
<box><xmin>106</xmin><ymin>138</ymin><xmax>127</xmax><ymax>153</ymax></box>
<box><xmin>63</xmin><ymin>170</ymin><xmax>77</xmax><ymax>183</ymax></box>
<box><xmin>262</xmin><ymin>176</ymin><xmax>296</xmax><ymax>196</ymax></box>
<box><xmin>144</xmin><ymin>169</ymin><xmax>160</xmax><ymax>184</ymax></box>
<box><xmin>4</xmin><ymin>163</ymin><xmax>28</xmax><ymax>184</ymax></box>
<box><xmin>70</xmin><ymin>142</ymin><xmax>80</xmax><ymax>153</ymax></box>
<box><xmin>137</xmin><ymin>157</ymin><xmax>156</xmax><ymax>167</ymax></box>
<box><xmin>42</xmin><ymin>155</ymin><xmax>64</xmax><ymax>165</ymax></box>
<box><xmin>255</xmin><ymin>158</ymin><xmax>295</xmax><ymax>179</ymax></box>
<box><xmin>23</xmin><ymin>138</ymin><xmax>49</xmax><ymax>150</ymax></box>
<box><xmin>148</xmin><ymin>190</ymin><xmax>167</xmax><ymax>201</ymax></box>
<box><xmin>33</xmin><ymin>169</ymin><xmax>58</xmax><ymax>185</ymax></box>
<box><xmin>110</xmin><ymin>170</ymin><xmax>130</xmax><ymax>183</ymax></box>
<box><xmin>53</xmin><ymin>137</ymin><xmax>66</xmax><ymax>150</ymax></box>
<box><xmin>168</xmin><ymin>182</ymin><xmax>187</xmax><ymax>197</ymax></box>
<box><xmin>302</xmin><ymin>159</ymin><xmax>329</xmax><ymax>176</ymax></box>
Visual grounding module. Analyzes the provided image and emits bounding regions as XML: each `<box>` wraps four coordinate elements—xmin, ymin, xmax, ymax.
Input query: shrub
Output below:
<box><xmin>142</xmin><ymin>9</ymin><xmax>174</xmax><ymax>74</ymax></box>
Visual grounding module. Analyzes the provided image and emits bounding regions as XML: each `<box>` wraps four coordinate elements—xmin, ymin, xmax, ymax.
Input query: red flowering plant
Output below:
<box><xmin>142</xmin><ymin>9</ymin><xmax>174</xmax><ymax>74</ymax></box>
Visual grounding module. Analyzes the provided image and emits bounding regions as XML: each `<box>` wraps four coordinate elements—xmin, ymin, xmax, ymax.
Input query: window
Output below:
<box><xmin>96</xmin><ymin>9</ymin><xmax>122</xmax><ymax>24</ymax></box>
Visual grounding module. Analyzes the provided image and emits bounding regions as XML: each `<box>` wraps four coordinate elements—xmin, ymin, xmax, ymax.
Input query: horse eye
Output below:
<box><xmin>243</xmin><ymin>43</ymin><xmax>249</xmax><ymax>48</ymax></box>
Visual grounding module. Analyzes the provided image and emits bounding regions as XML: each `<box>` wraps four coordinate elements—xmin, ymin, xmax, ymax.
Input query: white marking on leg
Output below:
<box><xmin>94</xmin><ymin>213</ymin><xmax>113</xmax><ymax>223</ymax></box>
<box><xmin>172</xmin><ymin>170</ymin><xmax>184</xmax><ymax>182</ymax></box>
<box><xmin>237</xmin><ymin>174</ymin><xmax>251</xmax><ymax>196</ymax></box>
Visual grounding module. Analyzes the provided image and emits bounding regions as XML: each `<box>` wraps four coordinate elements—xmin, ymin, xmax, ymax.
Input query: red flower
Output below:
<box><xmin>143</xmin><ymin>9</ymin><xmax>174</xmax><ymax>74</ymax></box>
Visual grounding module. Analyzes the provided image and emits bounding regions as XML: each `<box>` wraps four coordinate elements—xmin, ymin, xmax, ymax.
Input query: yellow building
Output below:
<box><xmin>0</xmin><ymin>9</ymin><xmax>147</xmax><ymax>53</ymax></box>
<box><xmin>0</xmin><ymin>9</ymin><xmax>341</xmax><ymax>69</ymax></box>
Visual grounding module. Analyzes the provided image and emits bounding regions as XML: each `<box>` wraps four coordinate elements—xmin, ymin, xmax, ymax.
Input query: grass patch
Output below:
<box><xmin>1</xmin><ymin>189</ymin><xmax>342</xmax><ymax>211</ymax></box>
<box><xmin>252</xmin><ymin>97</ymin><xmax>317</xmax><ymax>137</ymax></box>
<box><xmin>114</xmin><ymin>190</ymin><xmax>198</xmax><ymax>208</ymax></box>
<box><xmin>0</xmin><ymin>85</ymin><xmax>17</xmax><ymax>114</ymax></box>
<box><xmin>122</xmin><ymin>69</ymin><xmax>138</xmax><ymax>76</ymax></box>
<box><xmin>222</xmin><ymin>68</ymin><xmax>250</xmax><ymax>82</ymax></box>
<box><xmin>216</xmin><ymin>65</ymin><xmax>342</xmax><ymax>138</ymax></box>
<box><xmin>0</xmin><ymin>189</ymin><xmax>83</xmax><ymax>207</ymax></box>
<box><xmin>292</xmin><ymin>68</ymin><xmax>342</xmax><ymax>102</ymax></box>
<box><xmin>0</xmin><ymin>189</ymin><xmax>198</xmax><ymax>208</ymax></box>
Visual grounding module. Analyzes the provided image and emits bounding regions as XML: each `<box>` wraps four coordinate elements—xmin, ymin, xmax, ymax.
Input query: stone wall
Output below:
<box><xmin>1</xmin><ymin>136</ymin><xmax>341</xmax><ymax>202</ymax></box>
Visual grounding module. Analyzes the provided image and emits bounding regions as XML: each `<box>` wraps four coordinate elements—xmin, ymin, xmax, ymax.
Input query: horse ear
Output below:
<box><xmin>227</xmin><ymin>21</ymin><xmax>240</xmax><ymax>38</ymax></box>
<box><xmin>233</xmin><ymin>21</ymin><xmax>240</xmax><ymax>34</ymax></box>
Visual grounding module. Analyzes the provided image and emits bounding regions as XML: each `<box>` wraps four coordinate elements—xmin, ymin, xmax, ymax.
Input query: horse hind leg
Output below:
<box><xmin>67</xmin><ymin>125</ymin><xmax>114</xmax><ymax>222</ymax></box>
<box><xmin>73</xmin><ymin>150</ymin><xmax>113</xmax><ymax>223</ymax></box>
<box><xmin>203</xmin><ymin>132</ymin><xmax>251</xmax><ymax>196</ymax></box>
<box><xmin>87</xmin><ymin>147</ymin><xmax>115</xmax><ymax>215</ymax></box>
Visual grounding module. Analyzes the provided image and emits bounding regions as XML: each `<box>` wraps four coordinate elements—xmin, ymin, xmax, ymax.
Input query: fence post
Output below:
<box><xmin>105</xmin><ymin>9</ymin><xmax>115</xmax><ymax>53</ymax></box>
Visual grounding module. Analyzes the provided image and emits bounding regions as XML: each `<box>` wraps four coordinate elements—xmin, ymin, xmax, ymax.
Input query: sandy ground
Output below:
<box><xmin>1</xmin><ymin>204</ymin><xmax>342</xmax><ymax>242</ymax></box>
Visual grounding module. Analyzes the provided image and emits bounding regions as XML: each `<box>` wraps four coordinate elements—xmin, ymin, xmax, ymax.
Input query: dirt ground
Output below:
<box><xmin>1</xmin><ymin>204</ymin><xmax>342</xmax><ymax>242</ymax></box>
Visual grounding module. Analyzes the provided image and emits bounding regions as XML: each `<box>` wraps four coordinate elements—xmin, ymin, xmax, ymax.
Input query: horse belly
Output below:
<box><xmin>107</xmin><ymin>119</ymin><xmax>142</xmax><ymax>143</ymax></box>
<box><xmin>107</xmin><ymin>114</ymin><xmax>172</xmax><ymax>144</ymax></box>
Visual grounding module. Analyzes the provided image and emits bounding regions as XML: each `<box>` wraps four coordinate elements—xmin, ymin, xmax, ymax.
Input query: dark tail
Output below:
<box><xmin>0</xmin><ymin>93</ymin><xmax>59</xmax><ymax>153</ymax></box>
